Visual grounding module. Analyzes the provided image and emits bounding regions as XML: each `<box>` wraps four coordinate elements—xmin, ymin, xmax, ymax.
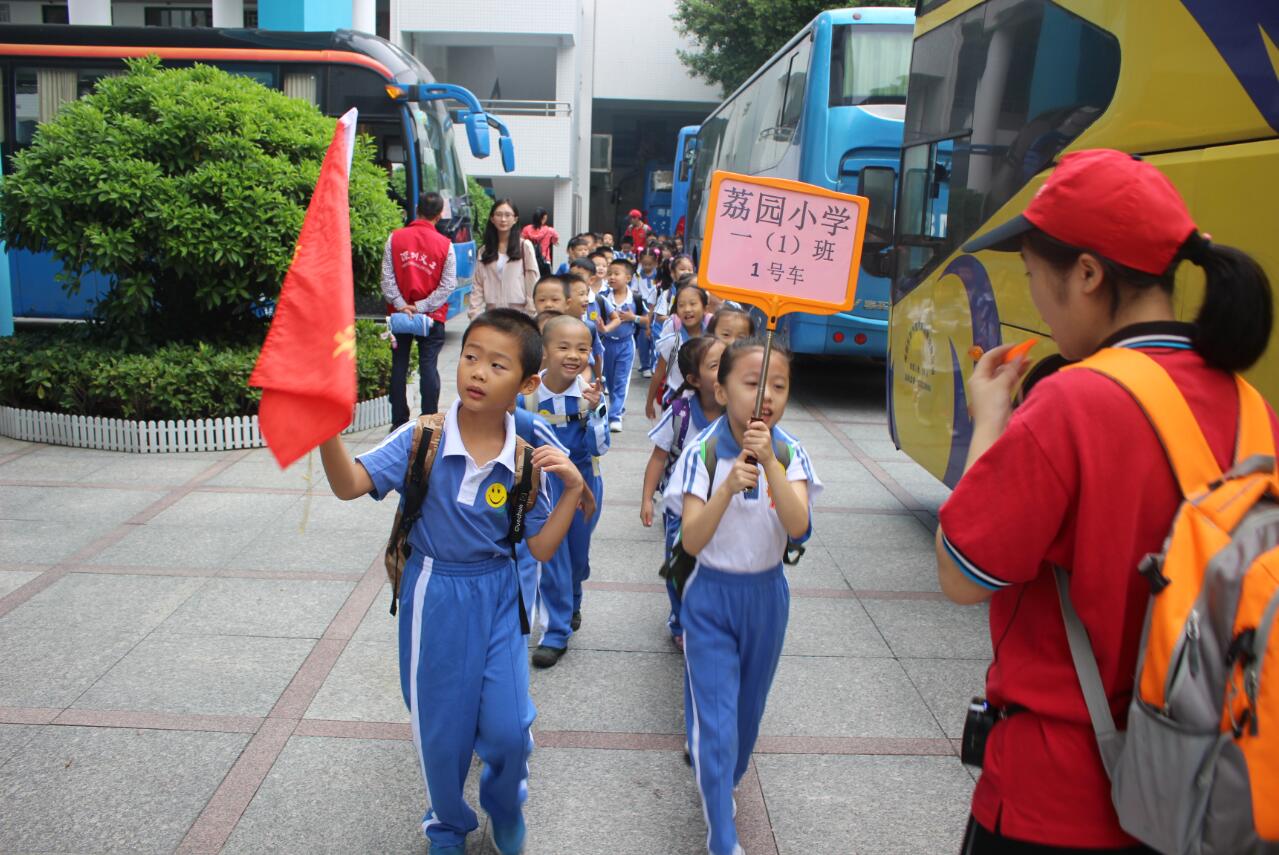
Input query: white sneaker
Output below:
<box><xmin>609</xmin><ymin>420</ymin><xmax>623</xmax><ymax>433</ymax></box>
<box><xmin>640</xmin><ymin>369</ymin><xmax>653</xmax><ymax>378</ymax></box>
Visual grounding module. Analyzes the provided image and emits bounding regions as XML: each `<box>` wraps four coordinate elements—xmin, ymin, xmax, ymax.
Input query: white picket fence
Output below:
<box><xmin>0</xmin><ymin>396</ymin><xmax>391</xmax><ymax>453</ymax></box>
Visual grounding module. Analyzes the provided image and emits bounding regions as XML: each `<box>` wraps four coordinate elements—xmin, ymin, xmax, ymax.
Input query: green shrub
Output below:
<box><xmin>0</xmin><ymin>321</ymin><xmax>393</xmax><ymax>421</ymax></box>
<box><xmin>469</xmin><ymin>175</ymin><xmax>493</xmax><ymax>249</ymax></box>
<box><xmin>0</xmin><ymin>57</ymin><xmax>403</xmax><ymax>348</ymax></box>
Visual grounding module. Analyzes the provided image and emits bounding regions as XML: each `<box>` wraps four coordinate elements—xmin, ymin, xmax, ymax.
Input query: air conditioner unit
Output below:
<box><xmin>590</xmin><ymin>134</ymin><xmax>612</xmax><ymax>173</ymax></box>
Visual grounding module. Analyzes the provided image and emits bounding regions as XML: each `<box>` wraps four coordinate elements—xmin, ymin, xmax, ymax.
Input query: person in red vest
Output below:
<box><xmin>624</xmin><ymin>209</ymin><xmax>652</xmax><ymax>252</ymax></box>
<box><xmin>381</xmin><ymin>192</ymin><xmax>456</xmax><ymax>427</ymax></box>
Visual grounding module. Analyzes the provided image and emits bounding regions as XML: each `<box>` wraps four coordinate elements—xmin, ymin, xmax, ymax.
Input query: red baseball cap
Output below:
<box><xmin>628</xmin><ymin>208</ymin><xmax>643</xmax><ymax>219</ymax></box>
<box><xmin>963</xmin><ymin>149</ymin><xmax>1197</xmax><ymax>275</ymax></box>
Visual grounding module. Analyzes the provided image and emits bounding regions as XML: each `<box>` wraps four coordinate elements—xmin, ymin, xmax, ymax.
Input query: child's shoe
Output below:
<box><xmin>429</xmin><ymin>844</ymin><xmax>465</xmax><ymax>855</ymax></box>
<box><xmin>531</xmin><ymin>645</ymin><xmax>565</xmax><ymax>669</ymax></box>
<box><xmin>488</xmin><ymin>815</ymin><xmax>527</xmax><ymax>855</ymax></box>
<box><xmin>609</xmin><ymin>419</ymin><xmax>623</xmax><ymax>433</ymax></box>
<box><xmin>570</xmin><ymin>610</ymin><xmax>582</xmax><ymax>631</ymax></box>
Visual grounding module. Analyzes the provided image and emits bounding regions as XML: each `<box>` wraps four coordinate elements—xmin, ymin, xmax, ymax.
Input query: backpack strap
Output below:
<box><xmin>506</xmin><ymin>437</ymin><xmax>540</xmax><ymax>635</ymax></box>
<box><xmin>522</xmin><ymin>392</ymin><xmax>538</xmax><ymax>414</ymax></box>
<box><xmin>387</xmin><ymin>412</ymin><xmax>446</xmax><ymax>616</ymax></box>
<box><xmin>1064</xmin><ymin>348</ymin><xmax>1221</xmax><ymax>497</ymax></box>
<box><xmin>1229</xmin><ymin>375</ymin><xmax>1276</xmax><ymax>476</ymax></box>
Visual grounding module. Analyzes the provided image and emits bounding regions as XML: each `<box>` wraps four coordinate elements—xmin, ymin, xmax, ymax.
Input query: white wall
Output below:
<box><xmin>398</xmin><ymin>0</ymin><xmax>576</xmax><ymax>40</ymax></box>
<box><xmin>591</xmin><ymin>0</ymin><xmax>720</xmax><ymax>103</ymax></box>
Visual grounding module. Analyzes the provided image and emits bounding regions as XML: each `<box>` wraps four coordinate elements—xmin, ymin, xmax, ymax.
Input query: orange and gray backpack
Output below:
<box><xmin>1056</xmin><ymin>347</ymin><xmax>1278</xmax><ymax>854</ymax></box>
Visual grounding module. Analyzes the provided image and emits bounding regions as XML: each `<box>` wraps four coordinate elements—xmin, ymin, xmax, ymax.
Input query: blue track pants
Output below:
<box><xmin>397</xmin><ymin>554</ymin><xmax>535</xmax><ymax>849</ymax></box>
<box><xmin>663</xmin><ymin>510</ymin><xmax>682</xmax><ymax>639</ymax></box>
<box><xmin>636</xmin><ymin>324</ymin><xmax>655</xmax><ymax>372</ymax></box>
<box><xmin>683</xmin><ymin>564</ymin><xmax>789</xmax><ymax>855</ymax></box>
<box><xmin>602</xmin><ymin>337</ymin><xmax>635</xmax><ymax>422</ymax></box>
<box><xmin>538</xmin><ymin>467</ymin><xmax>603</xmax><ymax>649</ymax></box>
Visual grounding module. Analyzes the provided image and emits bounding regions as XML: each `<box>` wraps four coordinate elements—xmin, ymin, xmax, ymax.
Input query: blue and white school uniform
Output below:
<box><xmin>601</xmin><ymin>286</ymin><xmax>642</xmax><ymax>425</ymax></box>
<box><xmin>655</xmin><ymin>317</ymin><xmax>708</xmax><ymax>405</ymax></box>
<box><xmin>581</xmin><ymin>309</ymin><xmax>606</xmax><ymax>374</ymax></box>
<box><xmin>647</xmin><ymin>391</ymin><xmax>712</xmax><ymax>640</ymax></box>
<box><xmin>518</xmin><ymin>374</ymin><xmax>610</xmax><ymax>649</ymax></box>
<box><xmin>357</xmin><ymin>401</ymin><xmax>555</xmax><ymax>850</ymax></box>
<box><xmin>634</xmin><ymin>271</ymin><xmax>660</xmax><ymax>372</ymax></box>
<box><xmin>663</xmin><ymin>417</ymin><xmax>821</xmax><ymax>855</ymax></box>
<box><xmin>512</xmin><ymin>406</ymin><xmax>571</xmax><ymax>624</ymax></box>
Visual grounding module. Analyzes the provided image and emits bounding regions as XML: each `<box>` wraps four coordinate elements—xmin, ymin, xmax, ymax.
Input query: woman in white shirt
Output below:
<box><xmin>468</xmin><ymin>199</ymin><xmax>538</xmax><ymax>319</ymax></box>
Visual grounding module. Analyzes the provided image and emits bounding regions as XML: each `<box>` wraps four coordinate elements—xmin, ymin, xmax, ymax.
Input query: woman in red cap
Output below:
<box><xmin>935</xmin><ymin>148</ymin><xmax>1274</xmax><ymax>853</ymax></box>
<box><xmin>624</xmin><ymin>208</ymin><xmax>651</xmax><ymax>252</ymax></box>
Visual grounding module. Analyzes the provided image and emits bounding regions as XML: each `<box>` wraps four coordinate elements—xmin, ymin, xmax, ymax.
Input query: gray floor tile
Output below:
<box><xmin>275</xmin><ymin>492</ymin><xmax>398</xmax><ymax>532</ymax></box>
<box><xmin>0</xmin><ymin>518</ymin><xmax>119</xmax><ymax>563</ymax></box>
<box><xmin>826</xmin><ymin>546</ymin><xmax>942</xmax><ymax>593</ymax></box>
<box><xmin>816</xmin><ymin>478</ymin><xmax>907</xmax><ymax>510</ymax></box>
<box><xmin>146</xmin><ymin>490</ymin><xmax>300</xmax><ymax>529</ymax></box>
<box><xmin>89</xmin><ymin>523</ymin><xmax>262</xmax><ymax>568</ymax></box>
<box><xmin>813</xmin><ymin>512</ymin><xmax>934</xmax><ymax>550</ymax></box>
<box><xmin>202</xmin><ymin>456</ymin><xmax>330</xmax><ymax>490</ymax></box>
<box><xmin>0</xmin><ymin>569</ymin><xmax>41</xmax><ymax>597</ymax></box>
<box><xmin>226</xmin><ymin>525</ymin><xmax>385</xmax><ymax>574</ymax></box>
<box><xmin>73</xmin><ymin>633</ymin><xmax>315</xmax><ymax>716</ymax></box>
<box><xmin>0</xmin><ymin>624</ymin><xmax>139</xmax><ymax>708</ymax></box>
<box><xmin>558</xmin><ymin>589</ymin><xmax>675</xmax><ymax>654</ymax></box>
<box><xmin>861</xmin><ymin>598</ymin><xmax>991</xmax><ymax>659</ymax></box>
<box><xmin>531</xmin><ymin>650</ymin><xmax>685</xmax><ymax>735</ymax></box>
<box><xmin>24</xmin><ymin>486</ymin><xmax>167</xmax><ymax>524</ymax></box>
<box><xmin>592</xmin><ymin>502</ymin><xmax>666</xmax><ymax>543</ymax></box>
<box><xmin>306</xmin><ymin>641</ymin><xmax>407</xmax><ymax>724</ymax></box>
<box><xmin>0</xmin><ymin>723</ymin><xmax>36</xmax><ymax>767</ymax></box>
<box><xmin>757</xmin><ymin>753</ymin><xmax>973</xmax><ymax>855</ymax></box>
<box><xmin>223</xmin><ymin>735</ymin><xmax>484</xmax><ymax>855</ymax></box>
<box><xmin>782</xmin><ymin>597</ymin><xmax>893</xmax><ymax>658</ymax></box>
<box><xmin>524</xmin><ymin>747</ymin><xmax>705</xmax><ymax>855</ymax></box>
<box><xmin>2</xmin><ymin>572</ymin><xmax>206</xmax><ymax>637</ymax></box>
<box><xmin>0</xmin><ymin>725</ymin><xmax>249</xmax><ymax>855</ymax></box>
<box><xmin>0</xmin><ymin>449</ymin><xmax>110</xmax><ymax>482</ymax></box>
<box><xmin>156</xmin><ymin>577</ymin><xmax>354</xmax><ymax>639</ymax></box>
<box><xmin>761</xmin><ymin>656</ymin><xmax>944</xmax><ymax>738</ymax></box>
<box><xmin>586</xmin><ymin>540</ymin><xmax>667</xmax><ymax>586</ymax></box>
<box><xmin>349</xmin><ymin>583</ymin><xmax>398</xmax><ymax>647</ymax></box>
<box><xmin>783</xmin><ymin>544</ymin><xmax>852</xmax><ymax>591</ymax></box>
<box><xmin>901</xmin><ymin>658</ymin><xmax>990</xmax><ymax>739</ymax></box>
<box><xmin>87</xmin><ymin>457</ymin><xmax>219</xmax><ymax>485</ymax></box>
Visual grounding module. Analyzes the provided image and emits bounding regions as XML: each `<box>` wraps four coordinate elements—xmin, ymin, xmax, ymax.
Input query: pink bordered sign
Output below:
<box><xmin>698</xmin><ymin>170</ymin><xmax>869</xmax><ymax>329</ymax></box>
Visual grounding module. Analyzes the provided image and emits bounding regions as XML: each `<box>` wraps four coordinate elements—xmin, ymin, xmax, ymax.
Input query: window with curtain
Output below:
<box><xmin>36</xmin><ymin>68</ymin><xmax>76</xmax><ymax>124</ymax></box>
<box><xmin>283</xmin><ymin>73</ymin><xmax>318</xmax><ymax>106</ymax></box>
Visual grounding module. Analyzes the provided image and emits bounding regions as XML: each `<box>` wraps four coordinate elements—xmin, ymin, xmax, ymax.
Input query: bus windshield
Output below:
<box><xmin>894</xmin><ymin>0</ymin><xmax>1119</xmax><ymax>283</ymax></box>
<box><xmin>829</xmin><ymin>24</ymin><xmax>911</xmax><ymax>106</ymax></box>
<box><xmin>413</xmin><ymin>104</ymin><xmax>468</xmax><ymax>200</ymax></box>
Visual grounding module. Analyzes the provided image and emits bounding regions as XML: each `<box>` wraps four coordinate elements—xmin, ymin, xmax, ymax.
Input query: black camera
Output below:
<box><xmin>961</xmin><ymin>697</ymin><xmax>1011</xmax><ymax>768</ymax></box>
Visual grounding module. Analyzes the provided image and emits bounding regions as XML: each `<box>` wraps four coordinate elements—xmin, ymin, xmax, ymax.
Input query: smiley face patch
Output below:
<box><xmin>485</xmin><ymin>483</ymin><xmax>508</xmax><ymax>509</ymax></box>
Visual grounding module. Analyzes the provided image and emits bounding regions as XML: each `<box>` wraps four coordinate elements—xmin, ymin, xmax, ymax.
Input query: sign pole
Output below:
<box><xmin>752</xmin><ymin>316</ymin><xmax>776</xmax><ymax>422</ymax></box>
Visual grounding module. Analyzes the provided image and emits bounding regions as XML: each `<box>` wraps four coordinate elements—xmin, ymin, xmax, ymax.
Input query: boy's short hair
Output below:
<box><xmin>542</xmin><ymin>314</ymin><xmax>592</xmax><ymax>345</ymax></box>
<box><xmin>462</xmin><ymin>309</ymin><xmax>542</xmax><ymax>379</ymax></box>
<box><xmin>569</xmin><ymin>258</ymin><xmax>597</xmax><ymax>276</ymax></box>
<box><xmin>587</xmin><ymin>250</ymin><xmax>609</xmax><ymax>264</ymax></box>
<box><xmin>620</xmin><ymin>235</ymin><xmax>635</xmax><ymax>247</ymax></box>
<box><xmin>534</xmin><ymin>274</ymin><xmax>572</xmax><ymax>299</ymax></box>
<box><xmin>566</xmin><ymin>236</ymin><xmax>590</xmax><ymax>252</ymax></box>
<box><xmin>536</xmin><ymin>310</ymin><xmax>563</xmax><ymax>332</ymax></box>
<box><xmin>608</xmin><ymin>257</ymin><xmax>636</xmax><ymax>275</ymax></box>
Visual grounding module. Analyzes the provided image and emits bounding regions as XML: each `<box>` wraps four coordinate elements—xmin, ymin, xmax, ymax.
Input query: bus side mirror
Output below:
<box><xmin>858</xmin><ymin>166</ymin><xmax>896</xmax><ymax>246</ymax></box>
<box><xmin>499</xmin><ymin>135</ymin><xmax>515</xmax><ymax>173</ymax></box>
<box><xmin>464</xmin><ymin>111</ymin><xmax>491</xmax><ymax>158</ymax></box>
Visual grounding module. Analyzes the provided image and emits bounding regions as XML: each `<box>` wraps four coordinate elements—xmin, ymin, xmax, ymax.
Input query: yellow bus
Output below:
<box><xmin>871</xmin><ymin>0</ymin><xmax>1279</xmax><ymax>485</ymax></box>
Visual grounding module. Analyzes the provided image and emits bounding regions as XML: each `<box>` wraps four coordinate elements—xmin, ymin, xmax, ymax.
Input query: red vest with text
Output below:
<box><xmin>389</xmin><ymin>220</ymin><xmax>452</xmax><ymax>323</ymax></box>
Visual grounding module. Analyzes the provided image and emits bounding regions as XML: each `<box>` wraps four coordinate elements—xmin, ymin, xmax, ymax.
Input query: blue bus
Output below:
<box><xmin>640</xmin><ymin>160</ymin><xmax>673</xmax><ymax>236</ymax></box>
<box><xmin>0</xmin><ymin>26</ymin><xmax>511</xmax><ymax>321</ymax></box>
<box><xmin>670</xmin><ymin>125</ymin><xmax>698</xmax><ymax>239</ymax></box>
<box><xmin>684</xmin><ymin>7</ymin><xmax>913</xmax><ymax>357</ymax></box>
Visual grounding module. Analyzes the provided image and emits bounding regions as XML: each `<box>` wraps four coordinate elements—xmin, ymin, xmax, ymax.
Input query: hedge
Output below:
<box><xmin>0</xmin><ymin>320</ymin><xmax>392</xmax><ymax>421</ymax></box>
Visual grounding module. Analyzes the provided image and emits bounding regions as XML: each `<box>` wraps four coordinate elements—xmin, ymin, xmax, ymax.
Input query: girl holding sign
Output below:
<box><xmin>664</xmin><ymin>338</ymin><xmax>821</xmax><ymax>855</ymax></box>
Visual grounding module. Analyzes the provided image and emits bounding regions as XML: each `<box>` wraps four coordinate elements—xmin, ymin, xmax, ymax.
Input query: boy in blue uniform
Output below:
<box><xmin>521</xmin><ymin>315</ymin><xmax>610</xmax><ymax>667</ymax></box>
<box><xmin>600</xmin><ymin>257</ymin><xmax>647</xmax><ymax>433</ymax></box>
<box><xmin>320</xmin><ymin>310</ymin><xmax>584</xmax><ymax>855</ymax></box>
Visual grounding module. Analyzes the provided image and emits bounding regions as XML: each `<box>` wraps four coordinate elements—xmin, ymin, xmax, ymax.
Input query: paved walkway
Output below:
<box><xmin>0</xmin><ymin>328</ymin><xmax>987</xmax><ymax>854</ymax></box>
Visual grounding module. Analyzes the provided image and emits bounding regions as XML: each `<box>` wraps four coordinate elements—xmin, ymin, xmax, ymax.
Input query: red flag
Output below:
<box><xmin>250</xmin><ymin>108</ymin><xmax>359</xmax><ymax>469</ymax></box>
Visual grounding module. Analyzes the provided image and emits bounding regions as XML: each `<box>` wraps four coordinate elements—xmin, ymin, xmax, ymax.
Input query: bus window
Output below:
<box><xmin>778</xmin><ymin>37</ymin><xmax>811</xmax><ymax>137</ymax></box>
<box><xmin>283</xmin><ymin>73</ymin><xmax>319</xmax><ymax>107</ymax></box>
<box><xmin>750</xmin><ymin>48</ymin><xmax>799</xmax><ymax>171</ymax></box>
<box><xmin>15</xmin><ymin>67</ymin><xmax>74</xmax><ymax>145</ymax></box>
<box><xmin>896</xmin><ymin>0</ymin><xmax>1118</xmax><ymax>281</ymax></box>
<box><xmin>829</xmin><ymin>23</ymin><xmax>911</xmax><ymax>106</ymax></box>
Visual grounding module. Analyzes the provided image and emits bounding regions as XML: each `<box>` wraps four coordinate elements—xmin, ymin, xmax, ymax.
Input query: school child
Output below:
<box><xmin>566</xmin><ymin>273</ymin><xmax>606</xmax><ymax>379</ymax></box>
<box><xmin>520</xmin><ymin>315</ymin><xmax>610</xmax><ymax>668</ymax></box>
<box><xmin>587</xmin><ymin>251</ymin><xmax>610</xmax><ymax>300</ymax></box>
<box><xmin>634</xmin><ymin>248</ymin><xmax>661</xmax><ymax>377</ymax></box>
<box><xmin>646</xmin><ymin>283</ymin><xmax>711</xmax><ymax>419</ymax></box>
<box><xmin>653</xmin><ymin>255</ymin><xmax>697</xmax><ymax>329</ymax></box>
<box><xmin>640</xmin><ymin>335</ymin><xmax>725</xmax><ymax>648</ymax></box>
<box><xmin>599</xmin><ymin>257</ymin><xmax>649</xmax><ymax>432</ymax></box>
<box><xmin>617</xmin><ymin>234</ymin><xmax>637</xmax><ymax>263</ymax></box>
<box><xmin>554</xmin><ymin>235</ymin><xmax>591</xmax><ymax>276</ymax></box>
<box><xmin>935</xmin><ymin>149</ymin><xmax>1276</xmax><ymax>853</ymax></box>
<box><xmin>319</xmin><ymin>309</ymin><xmax>585</xmax><ymax>855</ymax></box>
<box><xmin>531</xmin><ymin>273</ymin><xmax>571</xmax><ymax>316</ymax></box>
<box><xmin>665</xmin><ymin>338</ymin><xmax>820</xmax><ymax>855</ymax></box>
<box><xmin>535</xmin><ymin>310</ymin><xmax>562</xmax><ymax>333</ymax></box>
<box><xmin>707</xmin><ymin>305</ymin><xmax>756</xmax><ymax>346</ymax></box>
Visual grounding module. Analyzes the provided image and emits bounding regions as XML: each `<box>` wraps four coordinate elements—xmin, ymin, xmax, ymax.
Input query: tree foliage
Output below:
<box><xmin>673</xmin><ymin>0</ymin><xmax>913</xmax><ymax>94</ymax></box>
<box><xmin>0</xmin><ymin>56</ymin><xmax>403</xmax><ymax>347</ymax></box>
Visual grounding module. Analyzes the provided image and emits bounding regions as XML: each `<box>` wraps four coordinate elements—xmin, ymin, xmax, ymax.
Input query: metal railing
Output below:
<box><xmin>480</xmin><ymin>99</ymin><xmax>572</xmax><ymax>117</ymax></box>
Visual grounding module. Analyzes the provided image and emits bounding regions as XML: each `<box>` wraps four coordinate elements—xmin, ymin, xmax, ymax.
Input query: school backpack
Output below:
<box><xmin>383</xmin><ymin>413</ymin><xmax>540</xmax><ymax>629</ymax></box>
<box><xmin>656</xmin><ymin>395</ymin><xmax>696</xmax><ymax>495</ymax></box>
<box><xmin>659</xmin><ymin>432</ymin><xmax>805</xmax><ymax>594</ymax></box>
<box><xmin>1055</xmin><ymin>347</ymin><xmax>1279</xmax><ymax>855</ymax></box>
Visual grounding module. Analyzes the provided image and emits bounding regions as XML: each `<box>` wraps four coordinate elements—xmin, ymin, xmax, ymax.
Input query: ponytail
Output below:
<box><xmin>1181</xmin><ymin>233</ymin><xmax>1272</xmax><ymax>372</ymax></box>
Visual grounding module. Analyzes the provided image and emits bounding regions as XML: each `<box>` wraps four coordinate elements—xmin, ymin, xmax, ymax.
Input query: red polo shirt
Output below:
<box><xmin>938</xmin><ymin>322</ymin><xmax>1279</xmax><ymax>848</ymax></box>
